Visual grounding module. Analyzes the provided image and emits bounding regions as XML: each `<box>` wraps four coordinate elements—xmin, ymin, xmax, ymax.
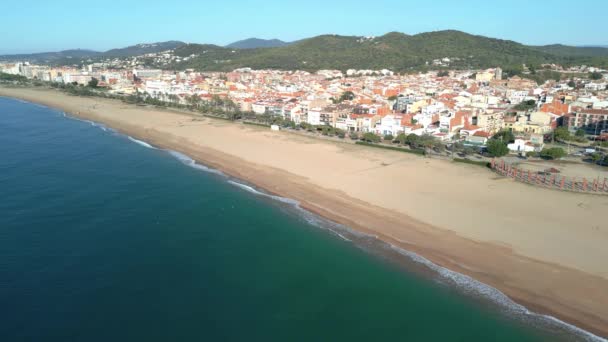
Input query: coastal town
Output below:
<box><xmin>6</xmin><ymin>0</ymin><xmax>608</xmax><ymax>338</ymax></box>
<box><xmin>2</xmin><ymin>56</ymin><xmax>608</xmax><ymax>168</ymax></box>
<box><xmin>3</xmin><ymin>37</ymin><xmax>608</xmax><ymax>340</ymax></box>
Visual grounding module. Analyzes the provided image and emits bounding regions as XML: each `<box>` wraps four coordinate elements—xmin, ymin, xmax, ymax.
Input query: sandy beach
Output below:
<box><xmin>2</xmin><ymin>87</ymin><xmax>608</xmax><ymax>338</ymax></box>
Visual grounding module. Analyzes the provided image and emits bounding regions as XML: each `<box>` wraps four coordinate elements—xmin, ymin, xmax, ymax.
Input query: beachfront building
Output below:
<box><xmin>307</xmin><ymin>108</ymin><xmax>323</xmax><ymax>126</ymax></box>
<box><xmin>373</xmin><ymin>115</ymin><xmax>405</xmax><ymax>136</ymax></box>
<box><xmin>564</xmin><ymin>108</ymin><xmax>608</xmax><ymax>135</ymax></box>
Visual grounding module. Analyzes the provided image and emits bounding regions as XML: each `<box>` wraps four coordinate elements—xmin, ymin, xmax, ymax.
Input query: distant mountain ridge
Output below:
<box><xmin>226</xmin><ymin>38</ymin><xmax>289</xmax><ymax>49</ymax></box>
<box><xmin>102</xmin><ymin>41</ymin><xmax>186</xmax><ymax>57</ymax></box>
<box><xmin>0</xmin><ymin>49</ymin><xmax>99</xmax><ymax>62</ymax></box>
<box><xmin>173</xmin><ymin>30</ymin><xmax>608</xmax><ymax>72</ymax></box>
<box><xmin>530</xmin><ymin>44</ymin><xmax>608</xmax><ymax>58</ymax></box>
<box><xmin>2</xmin><ymin>31</ymin><xmax>608</xmax><ymax>72</ymax></box>
<box><xmin>0</xmin><ymin>41</ymin><xmax>186</xmax><ymax>63</ymax></box>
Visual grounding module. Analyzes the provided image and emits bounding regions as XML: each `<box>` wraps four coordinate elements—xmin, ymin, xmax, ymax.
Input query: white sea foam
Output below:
<box><xmin>127</xmin><ymin>136</ymin><xmax>157</xmax><ymax>149</ymax></box>
<box><xmin>387</xmin><ymin>245</ymin><xmax>605</xmax><ymax>341</ymax></box>
<box><xmin>228</xmin><ymin>180</ymin><xmax>299</xmax><ymax>205</ymax></box>
<box><xmin>60</xmin><ymin>112</ymin><xmax>113</xmax><ymax>133</ymax></box>
<box><xmin>226</xmin><ymin>179</ymin><xmax>605</xmax><ymax>341</ymax></box>
<box><xmin>13</xmin><ymin>98</ymin><xmax>31</xmax><ymax>104</ymax></box>
<box><xmin>51</xmin><ymin>102</ymin><xmax>605</xmax><ymax>341</ymax></box>
<box><xmin>167</xmin><ymin>150</ymin><xmax>224</xmax><ymax>175</ymax></box>
<box><xmin>227</xmin><ymin>180</ymin><xmax>376</xmax><ymax>244</ymax></box>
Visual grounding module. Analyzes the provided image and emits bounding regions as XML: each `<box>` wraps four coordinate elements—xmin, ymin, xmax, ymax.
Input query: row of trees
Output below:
<box><xmin>553</xmin><ymin>127</ymin><xmax>587</xmax><ymax>143</ymax></box>
<box><xmin>361</xmin><ymin>132</ymin><xmax>444</xmax><ymax>152</ymax></box>
<box><xmin>49</xmin><ymin>79</ymin><xmax>252</xmax><ymax>122</ymax></box>
<box><xmin>0</xmin><ymin>72</ymin><xmax>28</xmax><ymax>83</ymax></box>
<box><xmin>298</xmin><ymin>122</ymin><xmax>348</xmax><ymax>138</ymax></box>
<box><xmin>539</xmin><ymin>147</ymin><xmax>566</xmax><ymax>160</ymax></box>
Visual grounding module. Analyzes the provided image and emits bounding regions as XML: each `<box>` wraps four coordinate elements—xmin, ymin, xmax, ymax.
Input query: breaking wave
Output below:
<box><xmin>387</xmin><ymin>245</ymin><xmax>604</xmax><ymax>341</ymax></box>
<box><xmin>127</xmin><ymin>136</ymin><xmax>157</xmax><ymax>149</ymax></box>
<box><xmin>226</xmin><ymin>177</ymin><xmax>605</xmax><ymax>342</ymax></box>
<box><xmin>60</xmin><ymin>112</ymin><xmax>112</xmax><ymax>132</ymax></box>
<box><xmin>53</xmin><ymin>104</ymin><xmax>605</xmax><ymax>342</ymax></box>
<box><xmin>167</xmin><ymin>150</ymin><xmax>224</xmax><ymax>175</ymax></box>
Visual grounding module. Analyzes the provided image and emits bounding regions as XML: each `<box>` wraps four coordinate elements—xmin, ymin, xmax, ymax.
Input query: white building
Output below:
<box><xmin>508</xmin><ymin>139</ymin><xmax>536</xmax><ymax>153</ymax></box>
<box><xmin>508</xmin><ymin>90</ymin><xmax>529</xmax><ymax>104</ymax></box>
<box><xmin>374</xmin><ymin>115</ymin><xmax>404</xmax><ymax>136</ymax></box>
<box><xmin>307</xmin><ymin>108</ymin><xmax>322</xmax><ymax>126</ymax></box>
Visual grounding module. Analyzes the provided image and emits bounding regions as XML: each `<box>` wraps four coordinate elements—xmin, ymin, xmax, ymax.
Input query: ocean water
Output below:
<box><xmin>0</xmin><ymin>97</ymin><xmax>599</xmax><ymax>341</ymax></box>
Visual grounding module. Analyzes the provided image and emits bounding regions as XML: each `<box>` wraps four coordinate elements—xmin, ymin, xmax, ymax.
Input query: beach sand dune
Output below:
<box><xmin>2</xmin><ymin>87</ymin><xmax>607</xmax><ymax>338</ymax></box>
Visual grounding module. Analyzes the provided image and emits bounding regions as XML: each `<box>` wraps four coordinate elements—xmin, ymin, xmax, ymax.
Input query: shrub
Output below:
<box><xmin>540</xmin><ymin>147</ymin><xmax>566</xmax><ymax>160</ymax></box>
<box><xmin>362</xmin><ymin>132</ymin><xmax>381</xmax><ymax>143</ymax></box>
<box><xmin>492</xmin><ymin>130</ymin><xmax>515</xmax><ymax>143</ymax></box>
<box><xmin>486</xmin><ymin>139</ymin><xmax>509</xmax><ymax>157</ymax></box>
<box><xmin>453</xmin><ymin>158</ymin><xmax>490</xmax><ymax>168</ymax></box>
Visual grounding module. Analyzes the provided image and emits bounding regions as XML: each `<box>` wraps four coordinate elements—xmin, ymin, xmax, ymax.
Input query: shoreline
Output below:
<box><xmin>2</xmin><ymin>87</ymin><xmax>607</xmax><ymax>339</ymax></box>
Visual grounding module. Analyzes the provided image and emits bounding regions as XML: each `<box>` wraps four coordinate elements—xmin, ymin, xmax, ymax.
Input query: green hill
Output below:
<box><xmin>4</xmin><ymin>31</ymin><xmax>608</xmax><ymax>73</ymax></box>
<box><xmin>173</xmin><ymin>30</ymin><xmax>608</xmax><ymax>72</ymax></box>
<box><xmin>0</xmin><ymin>49</ymin><xmax>99</xmax><ymax>63</ymax></box>
<box><xmin>530</xmin><ymin>44</ymin><xmax>608</xmax><ymax>57</ymax></box>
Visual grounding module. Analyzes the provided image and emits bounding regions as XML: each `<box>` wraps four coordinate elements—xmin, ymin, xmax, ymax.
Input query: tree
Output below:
<box><xmin>492</xmin><ymin>130</ymin><xmax>515</xmax><ymax>143</ymax></box>
<box><xmin>590</xmin><ymin>153</ymin><xmax>603</xmax><ymax>163</ymax></box>
<box><xmin>417</xmin><ymin>134</ymin><xmax>439</xmax><ymax>149</ymax></box>
<box><xmin>589</xmin><ymin>72</ymin><xmax>603</xmax><ymax>80</ymax></box>
<box><xmin>338</xmin><ymin>91</ymin><xmax>355</xmax><ymax>102</ymax></box>
<box><xmin>300</xmin><ymin>122</ymin><xmax>313</xmax><ymax>131</ymax></box>
<box><xmin>540</xmin><ymin>147</ymin><xmax>566</xmax><ymax>160</ymax></box>
<box><xmin>553</xmin><ymin>127</ymin><xmax>571</xmax><ymax>141</ymax></box>
<box><xmin>88</xmin><ymin>77</ymin><xmax>99</xmax><ymax>88</ymax></box>
<box><xmin>437</xmin><ymin>70</ymin><xmax>449</xmax><ymax>77</ymax></box>
<box><xmin>387</xmin><ymin>95</ymin><xmax>398</xmax><ymax>101</ymax></box>
<box><xmin>384</xmin><ymin>134</ymin><xmax>394</xmax><ymax>142</ymax></box>
<box><xmin>575</xmin><ymin>129</ymin><xmax>585</xmax><ymax>138</ymax></box>
<box><xmin>395</xmin><ymin>133</ymin><xmax>407</xmax><ymax>145</ymax></box>
<box><xmin>0</xmin><ymin>72</ymin><xmax>28</xmax><ymax>83</ymax></box>
<box><xmin>362</xmin><ymin>132</ymin><xmax>381</xmax><ymax>143</ymax></box>
<box><xmin>486</xmin><ymin>139</ymin><xmax>509</xmax><ymax>157</ymax></box>
<box><xmin>188</xmin><ymin>94</ymin><xmax>201</xmax><ymax>107</ymax></box>
<box><xmin>567</xmin><ymin>80</ymin><xmax>576</xmax><ymax>88</ymax></box>
<box><xmin>405</xmin><ymin>133</ymin><xmax>420</xmax><ymax>147</ymax></box>
<box><xmin>514</xmin><ymin>100</ymin><xmax>536</xmax><ymax>111</ymax></box>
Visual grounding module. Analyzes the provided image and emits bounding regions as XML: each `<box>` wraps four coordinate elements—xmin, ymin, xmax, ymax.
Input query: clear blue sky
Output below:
<box><xmin>1</xmin><ymin>0</ymin><xmax>607</xmax><ymax>54</ymax></box>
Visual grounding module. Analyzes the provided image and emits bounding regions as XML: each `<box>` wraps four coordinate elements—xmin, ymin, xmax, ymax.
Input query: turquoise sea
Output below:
<box><xmin>0</xmin><ymin>97</ymin><xmax>600</xmax><ymax>341</ymax></box>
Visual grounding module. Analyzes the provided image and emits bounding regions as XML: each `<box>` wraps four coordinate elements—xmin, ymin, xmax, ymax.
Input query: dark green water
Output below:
<box><xmin>0</xmin><ymin>97</ymin><xmax>597</xmax><ymax>341</ymax></box>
